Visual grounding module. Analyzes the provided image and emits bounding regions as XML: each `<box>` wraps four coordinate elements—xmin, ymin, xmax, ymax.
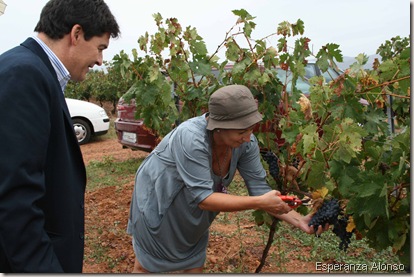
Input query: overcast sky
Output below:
<box><xmin>0</xmin><ymin>0</ymin><xmax>410</xmax><ymax>63</ymax></box>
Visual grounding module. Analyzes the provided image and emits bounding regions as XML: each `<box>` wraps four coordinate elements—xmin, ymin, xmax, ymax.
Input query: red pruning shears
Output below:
<box><xmin>279</xmin><ymin>195</ymin><xmax>311</xmax><ymax>209</ymax></box>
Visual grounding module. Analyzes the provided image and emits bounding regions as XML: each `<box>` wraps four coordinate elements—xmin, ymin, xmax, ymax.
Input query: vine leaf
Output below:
<box><xmin>311</xmin><ymin>187</ymin><xmax>329</xmax><ymax>199</ymax></box>
<box><xmin>346</xmin><ymin>216</ymin><xmax>356</xmax><ymax>232</ymax></box>
<box><xmin>315</xmin><ymin>43</ymin><xmax>343</xmax><ymax>71</ymax></box>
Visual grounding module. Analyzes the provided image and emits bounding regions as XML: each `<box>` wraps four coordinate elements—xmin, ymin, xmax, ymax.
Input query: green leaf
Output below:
<box><xmin>258</xmin><ymin>72</ymin><xmax>271</xmax><ymax>86</ymax></box>
<box><xmin>291</xmin><ymin>19</ymin><xmax>305</xmax><ymax>36</ymax></box>
<box><xmin>280</xmin><ymin>125</ymin><xmax>299</xmax><ymax>145</ymax></box>
<box><xmin>302</xmin><ymin>133</ymin><xmax>315</xmax><ymax>153</ymax></box>
<box><xmin>231</xmin><ymin>61</ymin><xmax>247</xmax><ymax>76</ymax></box>
<box><xmin>152</xmin><ymin>12</ymin><xmax>163</xmax><ymax>26</ymax></box>
<box><xmin>263</xmin><ymin>46</ymin><xmax>278</xmax><ymax>68</ymax></box>
<box><xmin>356</xmin><ymin>53</ymin><xmax>369</xmax><ymax>65</ymax></box>
<box><xmin>332</xmin><ymin>118</ymin><xmax>367</xmax><ymax>163</ymax></box>
<box><xmin>315</xmin><ymin>51</ymin><xmax>329</xmax><ymax>72</ymax></box>
<box><xmin>393</xmin><ymin>232</ymin><xmax>407</xmax><ymax>252</ymax></box>
<box><xmin>244</xmin><ymin>68</ymin><xmax>262</xmax><ymax>85</ymax></box>
<box><xmin>183</xmin><ymin>26</ymin><xmax>199</xmax><ymax>41</ymax></box>
<box><xmin>391</xmin><ymin>128</ymin><xmax>410</xmax><ymax>153</ymax></box>
<box><xmin>232</xmin><ymin>9</ymin><xmax>255</xmax><ymax>21</ymax></box>
<box><xmin>363</xmin><ymin>140</ymin><xmax>382</xmax><ymax>160</ymax></box>
<box><xmin>298</xmin><ymin>124</ymin><xmax>318</xmax><ymax>153</ymax></box>
<box><xmin>187</xmin><ymin>35</ymin><xmax>208</xmax><ymax>57</ymax></box>
<box><xmin>358</xmin><ymin>181</ymin><xmax>384</xmax><ymax>198</ymax></box>
<box><xmin>316</xmin><ymin>43</ymin><xmax>343</xmax><ymax>71</ymax></box>
<box><xmin>305</xmin><ymin>162</ymin><xmax>325</xmax><ymax>189</ymax></box>
<box><xmin>225</xmin><ymin>38</ymin><xmax>240</xmax><ymax>62</ymax></box>
<box><xmin>303</xmin><ymin>150</ymin><xmax>327</xmax><ymax>189</ymax></box>
<box><xmin>362</xmin><ymin>196</ymin><xmax>387</xmax><ymax>222</ymax></box>
<box><xmin>277</xmin><ymin>38</ymin><xmax>288</xmax><ymax>52</ymax></box>
<box><xmin>378</xmin><ymin>60</ymin><xmax>398</xmax><ymax>81</ymax></box>
<box><xmin>148</xmin><ymin>65</ymin><xmax>160</xmax><ymax>83</ymax></box>
<box><xmin>277</xmin><ymin>21</ymin><xmax>292</xmax><ymax>37</ymax></box>
<box><xmin>188</xmin><ymin>61</ymin><xmax>211</xmax><ymax>77</ymax></box>
<box><xmin>337</xmin><ymin>171</ymin><xmax>355</xmax><ymax>195</ymax></box>
<box><xmin>363</xmin><ymin>109</ymin><xmax>389</xmax><ymax>135</ymax></box>
<box><xmin>324</xmin><ymin>179</ymin><xmax>336</xmax><ymax>192</ymax></box>
<box><xmin>252</xmin><ymin>210</ymin><xmax>264</xmax><ymax>225</ymax></box>
<box><xmin>138</xmin><ymin>33</ymin><xmax>149</xmax><ymax>52</ymax></box>
<box><xmin>325</xmin><ymin>43</ymin><xmax>343</xmax><ymax>62</ymax></box>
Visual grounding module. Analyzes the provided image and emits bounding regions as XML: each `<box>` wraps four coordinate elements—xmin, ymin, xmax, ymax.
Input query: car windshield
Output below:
<box><xmin>275</xmin><ymin>63</ymin><xmax>341</xmax><ymax>95</ymax></box>
<box><xmin>275</xmin><ymin>68</ymin><xmax>312</xmax><ymax>95</ymax></box>
<box><xmin>304</xmin><ymin>64</ymin><xmax>317</xmax><ymax>79</ymax></box>
<box><xmin>321</xmin><ymin>67</ymin><xmax>340</xmax><ymax>82</ymax></box>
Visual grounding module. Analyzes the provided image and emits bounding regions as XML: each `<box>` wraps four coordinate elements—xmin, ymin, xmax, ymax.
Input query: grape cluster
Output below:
<box><xmin>308</xmin><ymin>198</ymin><xmax>341</xmax><ymax>232</ymax></box>
<box><xmin>308</xmin><ymin>198</ymin><xmax>354</xmax><ymax>251</ymax></box>
<box><xmin>261</xmin><ymin>151</ymin><xmax>280</xmax><ymax>181</ymax></box>
<box><xmin>333</xmin><ymin>216</ymin><xmax>353</xmax><ymax>251</ymax></box>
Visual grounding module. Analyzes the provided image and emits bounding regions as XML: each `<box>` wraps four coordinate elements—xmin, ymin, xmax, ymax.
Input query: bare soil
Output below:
<box><xmin>80</xmin><ymin>137</ymin><xmax>318</xmax><ymax>273</ymax></box>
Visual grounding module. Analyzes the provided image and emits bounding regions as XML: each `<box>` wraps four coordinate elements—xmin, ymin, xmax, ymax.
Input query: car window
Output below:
<box><xmin>295</xmin><ymin>79</ymin><xmax>311</xmax><ymax>95</ymax></box>
<box><xmin>275</xmin><ymin>68</ymin><xmax>292</xmax><ymax>82</ymax></box>
<box><xmin>321</xmin><ymin>67</ymin><xmax>340</xmax><ymax>82</ymax></box>
<box><xmin>275</xmin><ymin>68</ymin><xmax>311</xmax><ymax>95</ymax></box>
<box><xmin>304</xmin><ymin>64</ymin><xmax>317</xmax><ymax>79</ymax></box>
<box><xmin>284</xmin><ymin>78</ymin><xmax>311</xmax><ymax>95</ymax></box>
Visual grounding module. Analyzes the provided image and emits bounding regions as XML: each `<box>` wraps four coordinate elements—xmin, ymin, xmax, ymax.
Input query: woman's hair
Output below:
<box><xmin>34</xmin><ymin>0</ymin><xmax>120</xmax><ymax>41</ymax></box>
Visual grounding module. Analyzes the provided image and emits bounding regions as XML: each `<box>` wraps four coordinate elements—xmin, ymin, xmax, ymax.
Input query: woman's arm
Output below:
<box><xmin>198</xmin><ymin>190</ymin><xmax>292</xmax><ymax>215</ymax></box>
<box><xmin>199</xmin><ymin>191</ymin><xmax>328</xmax><ymax>235</ymax></box>
<box><xmin>273</xmin><ymin>210</ymin><xmax>328</xmax><ymax>235</ymax></box>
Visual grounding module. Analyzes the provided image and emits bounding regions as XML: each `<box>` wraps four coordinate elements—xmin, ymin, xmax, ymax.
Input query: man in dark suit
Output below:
<box><xmin>0</xmin><ymin>0</ymin><xmax>120</xmax><ymax>272</ymax></box>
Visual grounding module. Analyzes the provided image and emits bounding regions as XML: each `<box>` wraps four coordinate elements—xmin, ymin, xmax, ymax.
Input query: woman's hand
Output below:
<box><xmin>272</xmin><ymin>207</ymin><xmax>330</xmax><ymax>236</ymax></box>
<box><xmin>258</xmin><ymin>190</ymin><xmax>292</xmax><ymax>215</ymax></box>
<box><xmin>296</xmin><ymin>213</ymin><xmax>330</xmax><ymax>235</ymax></box>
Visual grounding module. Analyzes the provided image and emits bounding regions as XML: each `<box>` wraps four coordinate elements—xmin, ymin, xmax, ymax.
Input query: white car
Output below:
<box><xmin>65</xmin><ymin>98</ymin><xmax>110</xmax><ymax>145</ymax></box>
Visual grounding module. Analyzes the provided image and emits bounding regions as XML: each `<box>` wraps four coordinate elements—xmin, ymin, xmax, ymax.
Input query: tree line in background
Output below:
<box><xmin>65</xmin><ymin>62</ymin><xmax>134</xmax><ymax>114</ymax></box>
<box><xmin>66</xmin><ymin>9</ymin><xmax>411</xmax><ymax>270</ymax></box>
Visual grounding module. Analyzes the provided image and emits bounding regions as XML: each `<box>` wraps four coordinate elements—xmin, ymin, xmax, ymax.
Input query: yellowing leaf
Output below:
<box><xmin>311</xmin><ymin>191</ymin><xmax>321</xmax><ymax>199</ymax></box>
<box><xmin>312</xmin><ymin>187</ymin><xmax>329</xmax><ymax>199</ymax></box>
<box><xmin>296</xmin><ymin>94</ymin><xmax>312</xmax><ymax>120</ymax></box>
<box><xmin>346</xmin><ymin>216</ymin><xmax>356</xmax><ymax>232</ymax></box>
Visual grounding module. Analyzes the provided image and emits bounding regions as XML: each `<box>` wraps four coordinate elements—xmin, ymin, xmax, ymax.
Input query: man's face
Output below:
<box><xmin>69</xmin><ymin>32</ymin><xmax>110</xmax><ymax>82</ymax></box>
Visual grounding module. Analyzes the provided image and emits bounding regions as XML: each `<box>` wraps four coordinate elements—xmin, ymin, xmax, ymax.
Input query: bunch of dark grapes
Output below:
<box><xmin>333</xmin><ymin>215</ymin><xmax>353</xmax><ymax>251</ymax></box>
<box><xmin>309</xmin><ymin>198</ymin><xmax>354</xmax><ymax>251</ymax></box>
<box><xmin>261</xmin><ymin>151</ymin><xmax>280</xmax><ymax>181</ymax></box>
<box><xmin>308</xmin><ymin>198</ymin><xmax>341</xmax><ymax>233</ymax></box>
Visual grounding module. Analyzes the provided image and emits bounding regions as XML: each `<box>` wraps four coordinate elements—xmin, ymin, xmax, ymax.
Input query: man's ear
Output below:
<box><xmin>70</xmin><ymin>24</ymin><xmax>83</xmax><ymax>45</ymax></box>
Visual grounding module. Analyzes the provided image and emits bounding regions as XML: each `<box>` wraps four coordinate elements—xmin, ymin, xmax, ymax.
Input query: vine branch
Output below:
<box><xmin>255</xmin><ymin>217</ymin><xmax>279</xmax><ymax>273</ymax></box>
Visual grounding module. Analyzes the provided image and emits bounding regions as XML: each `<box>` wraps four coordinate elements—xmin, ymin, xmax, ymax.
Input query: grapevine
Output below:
<box><xmin>112</xmin><ymin>9</ymin><xmax>410</xmax><ymax>269</ymax></box>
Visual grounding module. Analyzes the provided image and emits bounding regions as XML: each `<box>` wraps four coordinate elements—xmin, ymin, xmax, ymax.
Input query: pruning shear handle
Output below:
<box><xmin>279</xmin><ymin>195</ymin><xmax>311</xmax><ymax>208</ymax></box>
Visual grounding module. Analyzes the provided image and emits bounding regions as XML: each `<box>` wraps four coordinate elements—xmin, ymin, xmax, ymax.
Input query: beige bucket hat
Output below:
<box><xmin>206</xmin><ymin>85</ymin><xmax>263</xmax><ymax>130</ymax></box>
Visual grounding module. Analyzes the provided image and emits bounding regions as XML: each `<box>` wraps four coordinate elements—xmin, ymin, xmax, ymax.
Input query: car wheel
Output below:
<box><xmin>72</xmin><ymin>118</ymin><xmax>92</xmax><ymax>145</ymax></box>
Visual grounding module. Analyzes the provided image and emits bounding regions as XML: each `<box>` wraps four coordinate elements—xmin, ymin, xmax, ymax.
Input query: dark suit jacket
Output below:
<box><xmin>0</xmin><ymin>38</ymin><xmax>86</xmax><ymax>273</ymax></box>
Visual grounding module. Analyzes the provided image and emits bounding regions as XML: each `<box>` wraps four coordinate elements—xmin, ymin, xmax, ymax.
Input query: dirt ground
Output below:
<box><xmin>80</xmin><ymin>137</ymin><xmax>318</xmax><ymax>273</ymax></box>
